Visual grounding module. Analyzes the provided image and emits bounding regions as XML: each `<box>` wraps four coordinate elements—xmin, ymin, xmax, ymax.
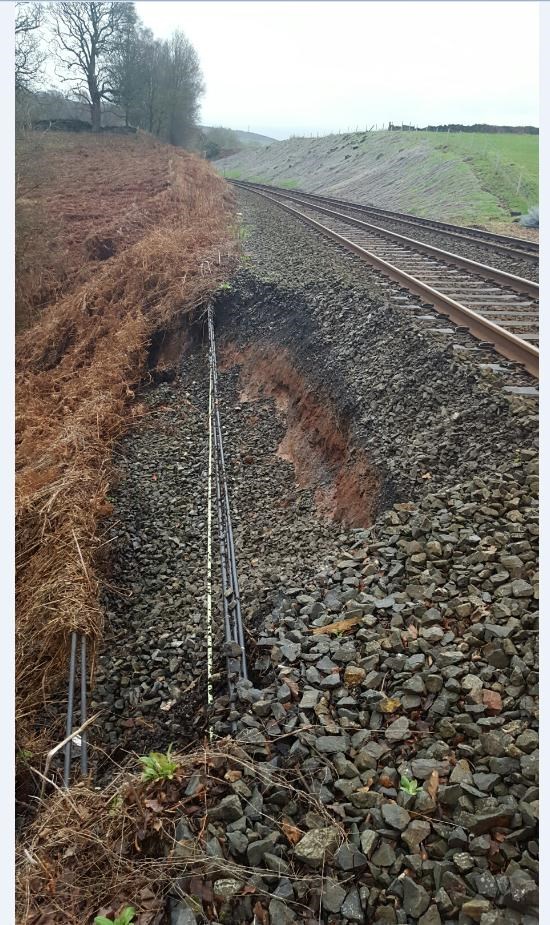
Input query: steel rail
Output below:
<box><xmin>211</xmin><ymin>328</ymin><xmax>248</xmax><ymax>674</ymax></box>
<box><xmin>240</xmin><ymin>184</ymin><xmax>538</xmax><ymax>299</ymax></box>
<box><xmin>232</xmin><ymin>180</ymin><xmax>539</xmax><ymax>258</ymax></box>
<box><xmin>241</xmin><ymin>186</ymin><xmax>538</xmax><ymax>378</ymax></box>
<box><xmin>207</xmin><ymin>305</ymin><xmax>248</xmax><ymax>710</ymax></box>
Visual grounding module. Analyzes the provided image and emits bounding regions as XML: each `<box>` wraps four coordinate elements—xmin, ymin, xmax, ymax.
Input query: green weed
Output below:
<box><xmin>94</xmin><ymin>907</ymin><xmax>136</xmax><ymax>925</ymax></box>
<box><xmin>400</xmin><ymin>775</ymin><xmax>419</xmax><ymax>795</ymax></box>
<box><xmin>139</xmin><ymin>745</ymin><xmax>178</xmax><ymax>783</ymax></box>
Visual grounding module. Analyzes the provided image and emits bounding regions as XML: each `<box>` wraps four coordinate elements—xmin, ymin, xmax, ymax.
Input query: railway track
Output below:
<box><xmin>233</xmin><ymin>181</ymin><xmax>539</xmax><ymax>378</ymax></box>
<box><xmin>233</xmin><ymin>180</ymin><xmax>539</xmax><ymax>262</ymax></box>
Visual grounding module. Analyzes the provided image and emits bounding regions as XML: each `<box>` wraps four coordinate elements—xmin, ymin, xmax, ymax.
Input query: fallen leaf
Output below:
<box><xmin>253</xmin><ymin>900</ymin><xmax>268</xmax><ymax>924</ymax></box>
<box><xmin>189</xmin><ymin>877</ymin><xmax>213</xmax><ymax>903</ymax></box>
<box><xmin>285</xmin><ymin>678</ymin><xmax>300</xmax><ymax>699</ymax></box>
<box><xmin>379</xmin><ymin>697</ymin><xmax>401</xmax><ymax>714</ymax></box>
<box><xmin>312</xmin><ymin>615</ymin><xmax>362</xmax><ymax>636</ymax></box>
<box><xmin>379</xmin><ymin>774</ymin><xmax>394</xmax><ymax>788</ymax></box>
<box><xmin>425</xmin><ymin>770</ymin><xmax>439</xmax><ymax>802</ymax></box>
<box><xmin>281</xmin><ymin>819</ymin><xmax>302</xmax><ymax>845</ymax></box>
<box><xmin>144</xmin><ymin>799</ymin><xmax>163</xmax><ymax>813</ymax></box>
<box><xmin>224</xmin><ymin>769</ymin><xmax>242</xmax><ymax>783</ymax></box>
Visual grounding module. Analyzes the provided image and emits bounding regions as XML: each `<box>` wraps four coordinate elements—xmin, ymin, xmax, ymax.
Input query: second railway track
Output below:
<box><xmin>233</xmin><ymin>181</ymin><xmax>539</xmax><ymax>378</ymax></box>
<box><xmin>233</xmin><ymin>180</ymin><xmax>539</xmax><ymax>268</ymax></box>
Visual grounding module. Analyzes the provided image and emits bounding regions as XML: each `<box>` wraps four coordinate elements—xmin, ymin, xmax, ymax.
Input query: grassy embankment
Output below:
<box><xmin>217</xmin><ymin>129</ymin><xmax>538</xmax><ymax>227</ymax></box>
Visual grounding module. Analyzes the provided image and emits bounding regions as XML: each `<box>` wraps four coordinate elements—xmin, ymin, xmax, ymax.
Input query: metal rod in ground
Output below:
<box><xmin>208</xmin><ymin>309</ymin><xmax>248</xmax><ymax>681</ymax></box>
<box><xmin>213</xmin><ymin>397</ymin><xmax>248</xmax><ymax>677</ymax></box>
<box><xmin>212</xmin><ymin>368</ymin><xmax>236</xmax><ymax>706</ymax></box>
<box><xmin>209</xmin><ymin>327</ymin><xmax>238</xmax><ymax>712</ymax></box>
<box><xmin>63</xmin><ymin>631</ymin><xmax>78</xmax><ymax>787</ymax></box>
<box><xmin>206</xmin><ymin>351</ymin><xmax>214</xmax><ymax>720</ymax></box>
<box><xmin>80</xmin><ymin>635</ymin><xmax>88</xmax><ymax>775</ymax></box>
<box><xmin>212</xmin><ymin>337</ymin><xmax>247</xmax><ymax>678</ymax></box>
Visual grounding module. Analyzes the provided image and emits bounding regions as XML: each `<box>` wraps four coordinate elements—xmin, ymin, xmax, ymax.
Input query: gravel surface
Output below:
<box><xmin>93</xmin><ymin>361</ymin><xmax>217</xmax><ymax>763</ymax></box>
<box><xmin>95</xmin><ymin>187</ymin><xmax>538</xmax><ymax>923</ymax></box>
<box><xmin>93</xmin><ymin>350</ymin><xmax>343</xmax><ymax>762</ymax></box>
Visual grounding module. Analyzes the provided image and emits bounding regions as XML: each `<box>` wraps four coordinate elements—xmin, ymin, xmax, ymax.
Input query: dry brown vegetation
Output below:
<box><xmin>17</xmin><ymin>741</ymin><xmax>342</xmax><ymax>925</ymax></box>
<box><xmin>16</xmin><ymin>131</ymin><xmax>237</xmax><ymax>767</ymax></box>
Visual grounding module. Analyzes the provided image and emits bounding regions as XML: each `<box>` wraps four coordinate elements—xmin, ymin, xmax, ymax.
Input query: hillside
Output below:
<box><xmin>16</xmin><ymin>130</ymin><xmax>236</xmax><ymax>765</ymax></box>
<box><xmin>216</xmin><ymin>129</ymin><xmax>539</xmax><ymax>226</ymax></box>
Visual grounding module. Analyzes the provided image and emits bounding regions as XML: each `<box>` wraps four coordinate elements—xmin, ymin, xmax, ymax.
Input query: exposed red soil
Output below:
<box><xmin>220</xmin><ymin>343</ymin><xmax>379</xmax><ymax>527</ymax></box>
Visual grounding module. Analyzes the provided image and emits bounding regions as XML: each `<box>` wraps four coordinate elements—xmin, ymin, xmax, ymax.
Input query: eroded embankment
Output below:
<box><xmin>20</xmin><ymin>213</ymin><xmax>539</xmax><ymax>924</ymax></box>
<box><xmin>90</xmin><ymin>298</ymin><xmax>381</xmax><ymax>769</ymax></box>
<box><xmin>220</xmin><ymin>342</ymin><xmax>379</xmax><ymax>527</ymax></box>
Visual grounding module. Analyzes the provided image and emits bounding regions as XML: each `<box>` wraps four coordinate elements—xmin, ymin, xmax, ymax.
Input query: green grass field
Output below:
<box><xmin>416</xmin><ymin>131</ymin><xmax>538</xmax><ymax>217</ymax></box>
<box><xmin>218</xmin><ymin>130</ymin><xmax>538</xmax><ymax>226</ymax></box>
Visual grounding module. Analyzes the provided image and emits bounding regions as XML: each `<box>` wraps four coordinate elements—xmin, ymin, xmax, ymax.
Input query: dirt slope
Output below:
<box><xmin>216</xmin><ymin>129</ymin><xmax>539</xmax><ymax>226</ymax></box>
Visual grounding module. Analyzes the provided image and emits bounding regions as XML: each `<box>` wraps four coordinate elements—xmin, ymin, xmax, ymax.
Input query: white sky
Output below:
<box><xmin>135</xmin><ymin>0</ymin><xmax>539</xmax><ymax>139</ymax></box>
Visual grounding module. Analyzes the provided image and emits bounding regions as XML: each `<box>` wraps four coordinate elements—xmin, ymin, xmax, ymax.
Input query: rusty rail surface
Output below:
<box><xmin>235</xmin><ymin>183</ymin><xmax>539</xmax><ymax>378</ymax></box>
<box><xmin>233</xmin><ymin>179</ymin><xmax>539</xmax><ymax>260</ymax></box>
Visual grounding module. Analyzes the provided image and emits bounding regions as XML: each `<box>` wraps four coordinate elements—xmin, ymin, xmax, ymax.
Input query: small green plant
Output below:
<box><xmin>94</xmin><ymin>907</ymin><xmax>136</xmax><ymax>925</ymax></box>
<box><xmin>108</xmin><ymin>794</ymin><xmax>124</xmax><ymax>816</ymax></box>
<box><xmin>139</xmin><ymin>745</ymin><xmax>178</xmax><ymax>783</ymax></box>
<box><xmin>400</xmin><ymin>775</ymin><xmax>419</xmax><ymax>795</ymax></box>
<box><xmin>17</xmin><ymin>747</ymin><xmax>34</xmax><ymax>767</ymax></box>
<box><xmin>217</xmin><ymin>282</ymin><xmax>232</xmax><ymax>292</ymax></box>
<box><xmin>237</xmin><ymin>222</ymin><xmax>250</xmax><ymax>241</ymax></box>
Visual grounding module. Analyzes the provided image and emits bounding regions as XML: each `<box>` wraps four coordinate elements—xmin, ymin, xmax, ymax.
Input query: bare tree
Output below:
<box><xmin>164</xmin><ymin>30</ymin><xmax>204</xmax><ymax>147</ymax></box>
<box><xmin>16</xmin><ymin>1</ymin><xmax>45</xmax><ymax>91</ymax></box>
<box><xmin>105</xmin><ymin>4</ymin><xmax>141</xmax><ymax>126</ymax></box>
<box><xmin>124</xmin><ymin>28</ymin><xmax>204</xmax><ymax>146</ymax></box>
<box><xmin>49</xmin><ymin>1</ymin><xmax>132</xmax><ymax>131</ymax></box>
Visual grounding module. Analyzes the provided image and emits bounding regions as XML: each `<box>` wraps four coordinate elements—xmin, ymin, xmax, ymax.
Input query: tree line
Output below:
<box><xmin>388</xmin><ymin>122</ymin><xmax>539</xmax><ymax>135</ymax></box>
<box><xmin>15</xmin><ymin>1</ymin><xmax>204</xmax><ymax>147</ymax></box>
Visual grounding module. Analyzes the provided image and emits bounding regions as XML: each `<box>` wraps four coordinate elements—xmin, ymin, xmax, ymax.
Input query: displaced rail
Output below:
<box><xmin>234</xmin><ymin>182</ymin><xmax>539</xmax><ymax>378</ymax></box>
<box><xmin>233</xmin><ymin>180</ymin><xmax>539</xmax><ymax>260</ymax></box>
<box><xmin>207</xmin><ymin>304</ymin><xmax>248</xmax><ymax>718</ymax></box>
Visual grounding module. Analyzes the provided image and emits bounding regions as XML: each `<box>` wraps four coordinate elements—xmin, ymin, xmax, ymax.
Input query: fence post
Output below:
<box><xmin>517</xmin><ymin>168</ymin><xmax>524</xmax><ymax>195</ymax></box>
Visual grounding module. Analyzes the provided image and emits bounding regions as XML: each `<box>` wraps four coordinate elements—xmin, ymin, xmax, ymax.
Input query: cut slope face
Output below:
<box><xmin>216</xmin><ymin>130</ymin><xmax>538</xmax><ymax>225</ymax></box>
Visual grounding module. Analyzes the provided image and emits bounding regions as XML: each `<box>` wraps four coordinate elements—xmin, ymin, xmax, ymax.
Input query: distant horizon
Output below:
<box><xmin>203</xmin><ymin>122</ymin><xmax>540</xmax><ymax>143</ymax></box>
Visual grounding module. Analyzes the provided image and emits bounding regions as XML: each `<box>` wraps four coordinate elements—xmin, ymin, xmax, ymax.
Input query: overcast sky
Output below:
<box><xmin>135</xmin><ymin>1</ymin><xmax>539</xmax><ymax>139</ymax></box>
